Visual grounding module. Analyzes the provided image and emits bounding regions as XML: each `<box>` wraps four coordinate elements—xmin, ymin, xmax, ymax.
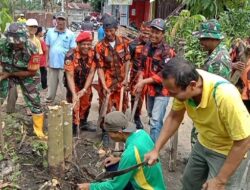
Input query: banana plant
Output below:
<box><xmin>0</xmin><ymin>0</ymin><xmax>13</xmax><ymax>33</ymax></box>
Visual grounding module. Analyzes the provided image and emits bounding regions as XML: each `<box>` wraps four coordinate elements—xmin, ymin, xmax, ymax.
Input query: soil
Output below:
<box><xmin>0</xmin><ymin>83</ymin><xmax>193</xmax><ymax>190</ymax></box>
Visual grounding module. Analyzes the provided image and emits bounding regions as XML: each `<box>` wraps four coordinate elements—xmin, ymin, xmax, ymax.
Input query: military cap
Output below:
<box><xmin>104</xmin><ymin>111</ymin><xmax>137</xmax><ymax>133</ymax></box>
<box><xmin>56</xmin><ymin>11</ymin><xmax>66</xmax><ymax>19</ymax></box>
<box><xmin>193</xmin><ymin>19</ymin><xmax>224</xmax><ymax>40</ymax></box>
<box><xmin>76</xmin><ymin>31</ymin><xmax>93</xmax><ymax>43</ymax></box>
<box><xmin>5</xmin><ymin>22</ymin><xmax>28</xmax><ymax>44</ymax></box>
<box><xmin>150</xmin><ymin>18</ymin><xmax>166</xmax><ymax>31</ymax></box>
<box><xmin>103</xmin><ymin>16</ymin><xmax>118</xmax><ymax>30</ymax></box>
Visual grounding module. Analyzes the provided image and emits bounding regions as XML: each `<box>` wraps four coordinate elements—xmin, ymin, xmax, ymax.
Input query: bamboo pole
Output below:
<box><xmin>60</xmin><ymin>101</ymin><xmax>73</xmax><ymax>164</ymax></box>
<box><xmin>48</xmin><ymin>105</ymin><xmax>65</xmax><ymax>177</ymax></box>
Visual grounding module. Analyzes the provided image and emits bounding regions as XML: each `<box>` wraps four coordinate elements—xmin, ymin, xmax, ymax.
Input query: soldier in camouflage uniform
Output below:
<box><xmin>0</xmin><ymin>23</ymin><xmax>47</xmax><ymax>140</ymax></box>
<box><xmin>190</xmin><ymin>19</ymin><xmax>232</xmax><ymax>146</ymax></box>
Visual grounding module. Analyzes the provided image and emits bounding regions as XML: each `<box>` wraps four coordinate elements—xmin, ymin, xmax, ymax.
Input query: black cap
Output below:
<box><xmin>150</xmin><ymin>18</ymin><xmax>166</xmax><ymax>31</ymax></box>
<box><xmin>103</xmin><ymin>16</ymin><xmax>118</xmax><ymax>30</ymax></box>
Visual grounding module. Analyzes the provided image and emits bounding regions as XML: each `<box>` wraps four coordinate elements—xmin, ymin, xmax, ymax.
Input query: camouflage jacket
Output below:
<box><xmin>203</xmin><ymin>42</ymin><xmax>232</xmax><ymax>80</ymax></box>
<box><xmin>0</xmin><ymin>38</ymin><xmax>39</xmax><ymax>73</ymax></box>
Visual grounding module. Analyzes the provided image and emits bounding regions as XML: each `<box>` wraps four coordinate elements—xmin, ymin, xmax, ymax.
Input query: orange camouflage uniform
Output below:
<box><xmin>95</xmin><ymin>36</ymin><xmax>131</xmax><ymax>113</ymax></box>
<box><xmin>64</xmin><ymin>47</ymin><xmax>96</xmax><ymax>125</ymax></box>
<box><xmin>139</xmin><ymin>41</ymin><xmax>176</xmax><ymax>97</ymax></box>
<box><xmin>129</xmin><ymin>37</ymin><xmax>147</xmax><ymax>115</ymax></box>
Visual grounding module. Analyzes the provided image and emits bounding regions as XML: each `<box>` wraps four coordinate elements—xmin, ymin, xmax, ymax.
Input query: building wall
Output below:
<box><xmin>129</xmin><ymin>0</ymin><xmax>150</xmax><ymax>28</ymax></box>
<box><xmin>155</xmin><ymin>0</ymin><xmax>180</xmax><ymax>19</ymax></box>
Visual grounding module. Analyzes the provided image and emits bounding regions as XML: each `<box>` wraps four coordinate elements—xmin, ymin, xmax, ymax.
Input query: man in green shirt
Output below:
<box><xmin>78</xmin><ymin>111</ymin><xmax>166</xmax><ymax>190</ymax></box>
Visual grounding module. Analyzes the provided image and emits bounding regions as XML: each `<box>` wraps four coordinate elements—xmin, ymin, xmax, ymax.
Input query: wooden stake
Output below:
<box><xmin>61</xmin><ymin>101</ymin><xmax>73</xmax><ymax>164</ymax></box>
<box><xmin>168</xmin><ymin>132</ymin><xmax>178</xmax><ymax>172</ymax></box>
<box><xmin>48</xmin><ymin>105</ymin><xmax>65</xmax><ymax>177</ymax></box>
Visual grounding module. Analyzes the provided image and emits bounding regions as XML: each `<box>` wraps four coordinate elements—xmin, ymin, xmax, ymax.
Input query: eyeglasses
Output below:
<box><xmin>29</xmin><ymin>26</ymin><xmax>38</xmax><ymax>28</ymax></box>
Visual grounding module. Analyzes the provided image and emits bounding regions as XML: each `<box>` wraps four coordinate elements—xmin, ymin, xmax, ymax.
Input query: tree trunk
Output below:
<box><xmin>60</xmin><ymin>101</ymin><xmax>73</xmax><ymax>165</ymax></box>
<box><xmin>48</xmin><ymin>105</ymin><xmax>65</xmax><ymax>177</ymax></box>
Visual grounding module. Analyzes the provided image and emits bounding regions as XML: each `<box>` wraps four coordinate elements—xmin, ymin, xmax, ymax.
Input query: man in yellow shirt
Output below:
<box><xmin>145</xmin><ymin>57</ymin><xmax>250</xmax><ymax>190</ymax></box>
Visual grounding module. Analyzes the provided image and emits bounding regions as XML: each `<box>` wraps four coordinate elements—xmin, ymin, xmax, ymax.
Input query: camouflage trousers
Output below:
<box><xmin>0</xmin><ymin>76</ymin><xmax>42</xmax><ymax>114</ymax></box>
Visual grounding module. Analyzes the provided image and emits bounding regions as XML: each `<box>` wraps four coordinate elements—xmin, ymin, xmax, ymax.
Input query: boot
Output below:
<box><xmin>134</xmin><ymin>115</ymin><xmax>144</xmax><ymax>129</ymax></box>
<box><xmin>80</xmin><ymin>119</ymin><xmax>96</xmax><ymax>132</ymax></box>
<box><xmin>73</xmin><ymin>123</ymin><xmax>77</xmax><ymax>137</ymax></box>
<box><xmin>32</xmin><ymin>113</ymin><xmax>47</xmax><ymax>140</ymax></box>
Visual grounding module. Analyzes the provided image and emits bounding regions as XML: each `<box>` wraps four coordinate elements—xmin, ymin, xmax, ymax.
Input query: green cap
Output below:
<box><xmin>5</xmin><ymin>22</ymin><xmax>28</xmax><ymax>44</ymax></box>
<box><xmin>193</xmin><ymin>19</ymin><xmax>224</xmax><ymax>40</ymax></box>
<box><xmin>104</xmin><ymin>111</ymin><xmax>137</xmax><ymax>133</ymax></box>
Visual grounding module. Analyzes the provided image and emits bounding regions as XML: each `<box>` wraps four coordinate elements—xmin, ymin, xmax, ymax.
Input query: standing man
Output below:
<box><xmin>191</xmin><ymin>19</ymin><xmax>232</xmax><ymax>146</ymax></box>
<box><xmin>145</xmin><ymin>57</ymin><xmax>250</xmax><ymax>190</ymax></box>
<box><xmin>0</xmin><ymin>23</ymin><xmax>47</xmax><ymax>140</ymax></box>
<box><xmin>65</xmin><ymin>31</ymin><xmax>96</xmax><ymax>133</ymax></box>
<box><xmin>45</xmin><ymin>11</ymin><xmax>76</xmax><ymax>103</ymax></box>
<box><xmin>95</xmin><ymin>16</ymin><xmax>131</xmax><ymax>146</ymax></box>
<box><xmin>78</xmin><ymin>111</ymin><xmax>166</xmax><ymax>190</ymax></box>
<box><xmin>135</xmin><ymin>18</ymin><xmax>175</xmax><ymax>142</ymax></box>
<box><xmin>194</xmin><ymin>19</ymin><xmax>231</xmax><ymax>80</ymax></box>
<box><xmin>129</xmin><ymin>21</ymin><xmax>151</xmax><ymax>129</ymax></box>
<box><xmin>17</xmin><ymin>13</ymin><xmax>26</xmax><ymax>24</ymax></box>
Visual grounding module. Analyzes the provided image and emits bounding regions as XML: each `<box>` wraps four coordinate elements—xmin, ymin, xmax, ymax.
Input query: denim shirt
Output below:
<box><xmin>46</xmin><ymin>27</ymin><xmax>76</xmax><ymax>69</ymax></box>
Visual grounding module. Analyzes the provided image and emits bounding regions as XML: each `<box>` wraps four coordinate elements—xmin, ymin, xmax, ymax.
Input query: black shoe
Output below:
<box><xmin>73</xmin><ymin>124</ymin><xmax>77</xmax><ymax>136</ymax></box>
<box><xmin>102</xmin><ymin>131</ymin><xmax>109</xmax><ymax>148</ymax></box>
<box><xmin>134</xmin><ymin>116</ymin><xmax>144</xmax><ymax>129</ymax></box>
<box><xmin>80</xmin><ymin>121</ymin><xmax>97</xmax><ymax>132</ymax></box>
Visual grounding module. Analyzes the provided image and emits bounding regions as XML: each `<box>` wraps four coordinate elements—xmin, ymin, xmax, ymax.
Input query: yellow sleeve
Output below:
<box><xmin>218</xmin><ymin>85</ymin><xmax>250</xmax><ymax>140</ymax></box>
<box><xmin>36</xmin><ymin>38</ymin><xmax>43</xmax><ymax>55</ymax></box>
<box><xmin>172</xmin><ymin>98</ymin><xmax>186</xmax><ymax>111</ymax></box>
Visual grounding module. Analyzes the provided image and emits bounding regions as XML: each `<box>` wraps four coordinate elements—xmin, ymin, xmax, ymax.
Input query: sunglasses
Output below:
<box><xmin>29</xmin><ymin>26</ymin><xmax>38</xmax><ymax>28</ymax></box>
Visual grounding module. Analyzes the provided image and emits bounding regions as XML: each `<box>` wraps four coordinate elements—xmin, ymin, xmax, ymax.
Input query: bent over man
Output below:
<box><xmin>145</xmin><ymin>57</ymin><xmax>250</xmax><ymax>190</ymax></box>
<box><xmin>65</xmin><ymin>31</ymin><xmax>96</xmax><ymax>134</ymax></box>
<box><xmin>95</xmin><ymin>16</ymin><xmax>131</xmax><ymax>146</ymax></box>
<box><xmin>0</xmin><ymin>23</ymin><xmax>47</xmax><ymax>140</ymax></box>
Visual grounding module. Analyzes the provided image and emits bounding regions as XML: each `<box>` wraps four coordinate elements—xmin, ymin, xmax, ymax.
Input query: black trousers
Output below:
<box><xmin>106</xmin><ymin>163</ymin><xmax>134</xmax><ymax>190</ymax></box>
<box><xmin>40</xmin><ymin>67</ymin><xmax>47</xmax><ymax>89</ymax></box>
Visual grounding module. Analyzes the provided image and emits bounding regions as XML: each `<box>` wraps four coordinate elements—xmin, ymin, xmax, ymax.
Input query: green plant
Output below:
<box><xmin>32</xmin><ymin>141</ymin><xmax>48</xmax><ymax>157</ymax></box>
<box><xmin>219</xmin><ymin>8</ymin><xmax>250</xmax><ymax>47</ymax></box>
<box><xmin>165</xmin><ymin>10</ymin><xmax>206</xmax><ymax>67</ymax></box>
<box><xmin>0</xmin><ymin>0</ymin><xmax>13</xmax><ymax>33</ymax></box>
<box><xmin>178</xmin><ymin>0</ymin><xmax>247</xmax><ymax>18</ymax></box>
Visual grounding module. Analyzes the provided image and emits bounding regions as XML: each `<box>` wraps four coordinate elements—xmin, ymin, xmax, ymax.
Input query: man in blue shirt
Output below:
<box><xmin>45</xmin><ymin>11</ymin><xmax>76</xmax><ymax>103</ymax></box>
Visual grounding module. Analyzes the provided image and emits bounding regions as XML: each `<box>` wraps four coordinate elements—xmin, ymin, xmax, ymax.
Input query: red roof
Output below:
<box><xmin>66</xmin><ymin>3</ymin><xmax>91</xmax><ymax>10</ymax></box>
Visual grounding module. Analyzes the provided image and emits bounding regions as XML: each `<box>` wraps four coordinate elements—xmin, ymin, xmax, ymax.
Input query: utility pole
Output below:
<box><xmin>61</xmin><ymin>0</ymin><xmax>64</xmax><ymax>12</ymax></box>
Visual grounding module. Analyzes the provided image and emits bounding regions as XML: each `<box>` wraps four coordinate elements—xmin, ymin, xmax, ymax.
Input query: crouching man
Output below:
<box><xmin>78</xmin><ymin>111</ymin><xmax>166</xmax><ymax>190</ymax></box>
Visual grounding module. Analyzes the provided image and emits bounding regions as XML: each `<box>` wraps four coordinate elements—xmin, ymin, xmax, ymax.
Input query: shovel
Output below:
<box><xmin>130</xmin><ymin>93</ymin><xmax>140</xmax><ymax>122</ymax></box>
<box><xmin>114</xmin><ymin>86</ymin><xmax>125</xmax><ymax>151</ymax></box>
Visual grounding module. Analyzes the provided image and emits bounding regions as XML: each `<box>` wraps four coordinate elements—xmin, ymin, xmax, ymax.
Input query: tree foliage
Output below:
<box><xmin>165</xmin><ymin>10</ymin><xmax>207</xmax><ymax>67</ymax></box>
<box><xmin>0</xmin><ymin>0</ymin><xmax>13</xmax><ymax>32</ymax></box>
<box><xmin>178</xmin><ymin>0</ymin><xmax>247</xmax><ymax>18</ymax></box>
